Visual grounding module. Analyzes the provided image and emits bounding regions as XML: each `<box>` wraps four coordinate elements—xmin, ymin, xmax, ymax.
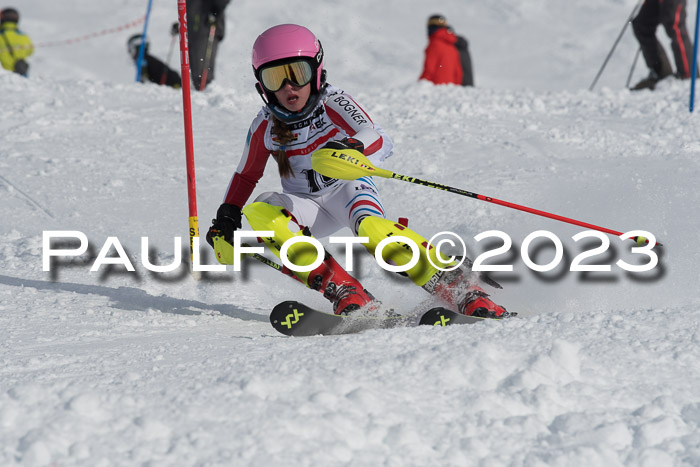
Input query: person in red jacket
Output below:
<box><xmin>419</xmin><ymin>14</ymin><xmax>473</xmax><ymax>86</ymax></box>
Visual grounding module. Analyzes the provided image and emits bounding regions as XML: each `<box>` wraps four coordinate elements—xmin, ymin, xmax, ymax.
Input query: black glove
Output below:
<box><xmin>322</xmin><ymin>137</ymin><xmax>365</xmax><ymax>154</ymax></box>
<box><xmin>206</xmin><ymin>203</ymin><xmax>241</xmax><ymax>247</ymax></box>
<box><xmin>170</xmin><ymin>22</ymin><xmax>179</xmax><ymax>36</ymax></box>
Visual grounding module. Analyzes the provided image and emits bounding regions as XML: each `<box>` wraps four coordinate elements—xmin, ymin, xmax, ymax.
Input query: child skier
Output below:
<box><xmin>207</xmin><ymin>24</ymin><xmax>509</xmax><ymax>318</ymax></box>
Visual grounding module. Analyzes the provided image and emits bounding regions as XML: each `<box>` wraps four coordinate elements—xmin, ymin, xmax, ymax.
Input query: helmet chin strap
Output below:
<box><xmin>256</xmin><ymin>82</ymin><xmax>328</xmax><ymax>123</ymax></box>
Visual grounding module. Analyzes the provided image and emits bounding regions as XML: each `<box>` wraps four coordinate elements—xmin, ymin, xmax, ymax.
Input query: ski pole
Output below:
<box><xmin>590</xmin><ymin>0</ymin><xmax>645</xmax><ymax>91</ymax></box>
<box><xmin>626</xmin><ymin>48</ymin><xmax>641</xmax><ymax>88</ymax></box>
<box><xmin>689</xmin><ymin>0</ymin><xmax>700</xmax><ymax>112</ymax></box>
<box><xmin>160</xmin><ymin>34</ymin><xmax>178</xmax><ymax>85</ymax></box>
<box><xmin>199</xmin><ymin>20</ymin><xmax>217</xmax><ymax>91</ymax></box>
<box><xmin>242</xmin><ymin>243</ymin><xmax>296</xmax><ymax>278</ymax></box>
<box><xmin>311</xmin><ymin>148</ymin><xmax>661</xmax><ymax>246</ymax></box>
<box><xmin>135</xmin><ymin>0</ymin><xmax>154</xmax><ymax>83</ymax></box>
<box><xmin>216</xmin><ymin>237</ymin><xmax>302</xmax><ymax>282</ymax></box>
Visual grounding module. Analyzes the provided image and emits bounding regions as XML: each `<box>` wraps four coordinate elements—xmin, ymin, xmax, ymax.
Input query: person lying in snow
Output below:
<box><xmin>127</xmin><ymin>33</ymin><xmax>181</xmax><ymax>88</ymax></box>
<box><xmin>206</xmin><ymin>23</ymin><xmax>509</xmax><ymax>318</ymax></box>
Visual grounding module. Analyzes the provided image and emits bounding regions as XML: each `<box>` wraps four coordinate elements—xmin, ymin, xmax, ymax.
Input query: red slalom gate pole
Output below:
<box><xmin>177</xmin><ymin>0</ymin><xmax>200</xmax><ymax>274</ymax></box>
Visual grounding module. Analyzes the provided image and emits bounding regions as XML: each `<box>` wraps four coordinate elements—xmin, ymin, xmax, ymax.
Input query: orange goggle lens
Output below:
<box><xmin>259</xmin><ymin>61</ymin><xmax>313</xmax><ymax>92</ymax></box>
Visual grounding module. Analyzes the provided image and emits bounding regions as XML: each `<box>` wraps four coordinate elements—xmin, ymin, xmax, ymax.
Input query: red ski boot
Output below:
<box><xmin>423</xmin><ymin>267</ymin><xmax>512</xmax><ymax>318</ymax></box>
<box><xmin>307</xmin><ymin>252</ymin><xmax>378</xmax><ymax>315</ymax></box>
<box><xmin>458</xmin><ymin>287</ymin><xmax>510</xmax><ymax>318</ymax></box>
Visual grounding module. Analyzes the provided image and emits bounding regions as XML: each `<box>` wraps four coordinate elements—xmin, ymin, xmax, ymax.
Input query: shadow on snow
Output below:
<box><xmin>0</xmin><ymin>274</ymin><xmax>267</xmax><ymax>322</ymax></box>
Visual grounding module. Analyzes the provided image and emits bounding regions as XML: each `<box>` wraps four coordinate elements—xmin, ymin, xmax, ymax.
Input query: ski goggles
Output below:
<box><xmin>259</xmin><ymin>60</ymin><xmax>314</xmax><ymax>92</ymax></box>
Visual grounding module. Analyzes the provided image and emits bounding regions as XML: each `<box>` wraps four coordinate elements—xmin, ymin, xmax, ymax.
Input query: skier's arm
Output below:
<box><xmin>223</xmin><ymin>115</ymin><xmax>270</xmax><ymax>208</ymax></box>
<box><xmin>21</xmin><ymin>35</ymin><xmax>34</xmax><ymax>59</ymax></box>
<box><xmin>208</xmin><ymin>203</ymin><xmax>241</xmax><ymax>246</ymax></box>
<box><xmin>324</xmin><ymin>91</ymin><xmax>393</xmax><ymax>165</ymax></box>
<box><xmin>419</xmin><ymin>48</ymin><xmax>437</xmax><ymax>82</ymax></box>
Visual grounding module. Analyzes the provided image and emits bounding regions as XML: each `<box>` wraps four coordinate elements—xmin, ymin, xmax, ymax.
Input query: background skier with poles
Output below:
<box><xmin>186</xmin><ymin>0</ymin><xmax>230</xmax><ymax>91</ymax></box>
<box><xmin>589</xmin><ymin>0</ymin><xmax>644</xmax><ymax>91</ymax></box>
<box><xmin>206</xmin><ymin>24</ymin><xmax>510</xmax><ymax>318</ymax></box>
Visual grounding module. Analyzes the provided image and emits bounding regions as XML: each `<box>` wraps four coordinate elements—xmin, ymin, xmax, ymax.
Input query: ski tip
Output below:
<box><xmin>269</xmin><ymin>300</ymin><xmax>343</xmax><ymax>337</ymax></box>
<box><xmin>269</xmin><ymin>301</ymin><xmax>308</xmax><ymax>336</ymax></box>
<box><xmin>419</xmin><ymin>307</ymin><xmax>493</xmax><ymax>327</ymax></box>
<box><xmin>419</xmin><ymin>307</ymin><xmax>459</xmax><ymax>326</ymax></box>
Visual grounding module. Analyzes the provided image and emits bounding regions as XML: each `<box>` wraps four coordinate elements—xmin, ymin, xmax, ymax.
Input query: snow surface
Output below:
<box><xmin>2</xmin><ymin>0</ymin><xmax>700</xmax><ymax>465</ymax></box>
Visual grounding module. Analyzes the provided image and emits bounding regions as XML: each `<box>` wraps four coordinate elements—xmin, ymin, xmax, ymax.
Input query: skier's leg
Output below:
<box><xmin>186</xmin><ymin>12</ymin><xmax>209</xmax><ymax>91</ymax></box>
<box><xmin>242</xmin><ymin>201</ymin><xmax>376</xmax><ymax>315</ymax></box>
<box><xmin>357</xmin><ymin>216</ymin><xmax>509</xmax><ymax>317</ymax></box>
<box><xmin>205</xmin><ymin>36</ymin><xmax>219</xmax><ymax>83</ymax></box>
<box><xmin>358</xmin><ymin>216</ymin><xmax>446</xmax><ymax>286</ymax></box>
<box><xmin>328</xmin><ymin>177</ymin><xmax>453</xmax><ymax>287</ymax></box>
<box><xmin>632</xmin><ymin>0</ymin><xmax>674</xmax><ymax>87</ymax></box>
<box><xmin>660</xmin><ymin>0</ymin><xmax>694</xmax><ymax>78</ymax></box>
<box><xmin>324</xmin><ymin>176</ymin><xmax>386</xmax><ymax>236</ymax></box>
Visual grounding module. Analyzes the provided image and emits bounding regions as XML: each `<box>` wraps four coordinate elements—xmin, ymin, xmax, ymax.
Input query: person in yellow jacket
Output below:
<box><xmin>0</xmin><ymin>8</ymin><xmax>33</xmax><ymax>76</ymax></box>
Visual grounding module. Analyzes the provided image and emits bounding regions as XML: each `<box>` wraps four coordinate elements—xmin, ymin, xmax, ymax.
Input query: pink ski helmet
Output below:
<box><xmin>252</xmin><ymin>24</ymin><xmax>326</xmax><ymax>120</ymax></box>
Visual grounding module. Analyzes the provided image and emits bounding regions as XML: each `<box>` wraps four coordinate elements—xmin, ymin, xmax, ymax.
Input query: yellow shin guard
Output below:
<box><xmin>212</xmin><ymin>235</ymin><xmax>235</xmax><ymax>265</ymax></box>
<box><xmin>241</xmin><ymin>202</ymin><xmax>322</xmax><ymax>284</ymax></box>
<box><xmin>358</xmin><ymin>217</ymin><xmax>455</xmax><ymax>287</ymax></box>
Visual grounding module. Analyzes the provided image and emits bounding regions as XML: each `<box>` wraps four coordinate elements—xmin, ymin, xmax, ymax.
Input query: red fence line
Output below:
<box><xmin>34</xmin><ymin>17</ymin><xmax>145</xmax><ymax>48</ymax></box>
